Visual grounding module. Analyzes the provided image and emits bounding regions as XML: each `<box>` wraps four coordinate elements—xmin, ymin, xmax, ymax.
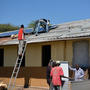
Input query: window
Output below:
<box><xmin>0</xmin><ymin>48</ymin><xmax>4</xmax><ymax>66</ymax></box>
<box><xmin>42</xmin><ymin>45</ymin><xmax>51</xmax><ymax>66</ymax></box>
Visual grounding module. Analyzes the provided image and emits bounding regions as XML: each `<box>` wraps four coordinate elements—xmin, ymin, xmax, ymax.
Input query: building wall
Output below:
<box><xmin>26</xmin><ymin>44</ymin><xmax>42</xmax><ymax>67</ymax></box>
<box><xmin>1</xmin><ymin>39</ymin><xmax>90</xmax><ymax>87</ymax></box>
<box><xmin>0</xmin><ymin>67</ymin><xmax>48</xmax><ymax>87</ymax></box>
<box><xmin>2</xmin><ymin>39</ymin><xmax>90</xmax><ymax>67</ymax></box>
<box><xmin>25</xmin><ymin>41</ymin><xmax>73</xmax><ymax>67</ymax></box>
<box><xmin>88</xmin><ymin>39</ymin><xmax>90</xmax><ymax>66</ymax></box>
<box><xmin>1</xmin><ymin>40</ymin><xmax>73</xmax><ymax>67</ymax></box>
<box><xmin>4</xmin><ymin>45</ymin><xmax>17</xmax><ymax>66</ymax></box>
<box><xmin>51</xmin><ymin>41</ymin><xmax>65</xmax><ymax>61</ymax></box>
<box><xmin>65</xmin><ymin>40</ymin><xmax>73</xmax><ymax>64</ymax></box>
<box><xmin>26</xmin><ymin>41</ymin><xmax>66</xmax><ymax>67</ymax></box>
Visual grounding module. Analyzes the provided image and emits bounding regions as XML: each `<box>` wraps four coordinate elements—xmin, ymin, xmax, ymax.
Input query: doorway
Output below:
<box><xmin>0</xmin><ymin>48</ymin><xmax>4</xmax><ymax>66</ymax></box>
<box><xmin>42</xmin><ymin>45</ymin><xmax>51</xmax><ymax>66</ymax></box>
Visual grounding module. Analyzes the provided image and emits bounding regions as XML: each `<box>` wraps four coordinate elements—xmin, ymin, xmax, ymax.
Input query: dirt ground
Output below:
<box><xmin>15</xmin><ymin>86</ymin><xmax>49</xmax><ymax>90</ymax></box>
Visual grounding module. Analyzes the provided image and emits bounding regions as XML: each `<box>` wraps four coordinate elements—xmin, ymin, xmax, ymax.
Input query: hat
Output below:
<box><xmin>56</xmin><ymin>61</ymin><xmax>60</xmax><ymax>64</ymax></box>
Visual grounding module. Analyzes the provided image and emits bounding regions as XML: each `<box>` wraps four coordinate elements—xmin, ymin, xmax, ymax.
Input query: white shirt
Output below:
<box><xmin>69</xmin><ymin>66</ymin><xmax>84</xmax><ymax>81</ymax></box>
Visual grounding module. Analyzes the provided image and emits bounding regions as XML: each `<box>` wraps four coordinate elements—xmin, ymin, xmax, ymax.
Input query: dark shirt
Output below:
<box><xmin>46</xmin><ymin>65</ymin><xmax>51</xmax><ymax>86</ymax></box>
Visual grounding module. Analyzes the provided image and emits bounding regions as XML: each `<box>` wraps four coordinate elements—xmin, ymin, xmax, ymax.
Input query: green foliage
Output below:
<box><xmin>28</xmin><ymin>21</ymin><xmax>36</xmax><ymax>28</ymax></box>
<box><xmin>0</xmin><ymin>24</ymin><xmax>19</xmax><ymax>33</ymax></box>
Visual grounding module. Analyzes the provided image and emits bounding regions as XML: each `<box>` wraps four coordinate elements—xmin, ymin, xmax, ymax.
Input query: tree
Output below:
<box><xmin>28</xmin><ymin>20</ymin><xmax>36</xmax><ymax>28</ymax></box>
<box><xmin>0</xmin><ymin>24</ymin><xmax>19</xmax><ymax>33</ymax></box>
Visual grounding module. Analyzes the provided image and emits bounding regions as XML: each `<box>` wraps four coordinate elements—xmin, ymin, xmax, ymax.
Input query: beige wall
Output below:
<box><xmin>2</xmin><ymin>39</ymin><xmax>90</xmax><ymax>67</ymax></box>
<box><xmin>51</xmin><ymin>41</ymin><xmax>65</xmax><ymax>61</ymax></box>
<box><xmin>26</xmin><ymin>41</ymin><xmax>65</xmax><ymax>67</ymax></box>
<box><xmin>89</xmin><ymin>39</ymin><xmax>90</xmax><ymax>66</ymax></box>
<box><xmin>51</xmin><ymin>41</ymin><xmax>73</xmax><ymax>63</ymax></box>
<box><xmin>25</xmin><ymin>41</ymin><xmax>73</xmax><ymax>67</ymax></box>
<box><xmin>25</xmin><ymin>39</ymin><xmax>90</xmax><ymax>67</ymax></box>
<box><xmin>2</xmin><ymin>41</ymin><xmax>73</xmax><ymax>67</ymax></box>
<box><xmin>26</xmin><ymin>44</ymin><xmax>42</xmax><ymax>67</ymax></box>
<box><xmin>65</xmin><ymin>40</ymin><xmax>73</xmax><ymax>64</ymax></box>
<box><xmin>4</xmin><ymin>45</ymin><xmax>17</xmax><ymax>66</ymax></box>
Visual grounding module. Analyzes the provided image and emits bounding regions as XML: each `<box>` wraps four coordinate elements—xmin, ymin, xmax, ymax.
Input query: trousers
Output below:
<box><xmin>18</xmin><ymin>40</ymin><xmax>24</xmax><ymax>55</ymax></box>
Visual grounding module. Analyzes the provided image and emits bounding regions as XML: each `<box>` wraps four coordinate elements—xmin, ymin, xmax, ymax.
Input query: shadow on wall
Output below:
<box><xmin>0</xmin><ymin>67</ymin><xmax>47</xmax><ymax>88</ymax></box>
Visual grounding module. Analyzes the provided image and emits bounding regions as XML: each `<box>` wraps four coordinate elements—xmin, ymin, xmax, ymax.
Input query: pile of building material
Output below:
<box><xmin>0</xmin><ymin>81</ymin><xmax>7</xmax><ymax>90</ymax></box>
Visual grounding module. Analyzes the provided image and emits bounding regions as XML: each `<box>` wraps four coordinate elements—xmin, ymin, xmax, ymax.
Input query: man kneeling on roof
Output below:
<box><xmin>33</xmin><ymin>19</ymin><xmax>50</xmax><ymax>36</ymax></box>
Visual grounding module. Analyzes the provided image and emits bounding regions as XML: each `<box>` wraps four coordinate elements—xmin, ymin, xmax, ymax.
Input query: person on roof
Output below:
<box><xmin>18</xmin><ymin>24</ymin><xmax>25</xmax><ymax>56</ymax></box>
<box><xmin>33</xmin><ymin>19</ymin><xmax>50</xmax><ymax>36</ymax></box>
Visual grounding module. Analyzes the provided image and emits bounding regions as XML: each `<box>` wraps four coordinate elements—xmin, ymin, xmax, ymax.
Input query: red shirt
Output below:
<box><xmin>50</xmin><ymin>66</ymin><xmax>64</xmax><ymax>86</ymax></box>
<box><xmin>18</xmin><ymin>28</ymin><xmax>24</xmax><ymax>40</ymax></box>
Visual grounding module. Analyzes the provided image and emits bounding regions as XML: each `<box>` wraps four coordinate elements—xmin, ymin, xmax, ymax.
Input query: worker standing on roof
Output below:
<box><xmin>33</xmin><ymin>19</ymin><xmax>50</xmax><ymax>36</ymax></box>
<box><xmin>18</xmin><ymin>24</ymin><xmax>25</xmax><ymax>56</ymax></box>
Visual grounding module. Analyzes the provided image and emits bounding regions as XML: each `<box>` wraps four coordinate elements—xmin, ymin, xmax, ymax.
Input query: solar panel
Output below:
<box><xmin>0</xmin><ymin>30</ymin><xmax>19</xmax><ymax>37</ymax></box>
<box><xmin>24</xmin><ymin>29</ymin><xmax>32</xmax><ymax>34</ymax></box>
<box><xmin>0</xmin><ymin>25</ymin><xmax>58</xmax><ymax>37</ymax></box>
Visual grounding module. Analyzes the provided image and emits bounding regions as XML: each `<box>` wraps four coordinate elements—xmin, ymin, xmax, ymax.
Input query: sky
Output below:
<box><xmin>0</xmin><ymin>0</ymin><xmax>90</xmax><ymax>27</ymax></box>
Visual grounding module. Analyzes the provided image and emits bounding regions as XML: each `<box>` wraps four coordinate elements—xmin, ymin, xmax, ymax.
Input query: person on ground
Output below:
<box><xmin>50</xmin><ymin>61</ymin><xmax>64</xmax><ymax>90</ymax></box>
<box><xmin>69</xmin><ymin>64</ymin><xmax>84</xmax><ymax>81</ymax></box>
<box><xmin>46</xmin><ymin>60</ymin><xmax>53</xmax><ymax>86</ymax></box>
<box><xmin>18</xmin><ymin>24</ymin><xmax>25</xmax><ymax>56</ymax></box>
<box><xmin>46</xmin><ymin>60</ymin><xmax>55</xmax><ymax>90</ymax></box>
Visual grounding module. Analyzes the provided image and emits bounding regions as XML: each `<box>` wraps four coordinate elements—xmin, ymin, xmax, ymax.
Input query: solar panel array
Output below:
<box><xmin>0</xmin><ymin>25</ymin><xmax>57</xmax><ymax>37</ymax></box>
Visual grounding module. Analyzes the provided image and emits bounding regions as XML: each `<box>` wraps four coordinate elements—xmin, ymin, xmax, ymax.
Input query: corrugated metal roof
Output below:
<box><xmin>0</xmin><ymin>37</ymin><xmax>12</xmax><ymax>45</ymax></box>
<box><xmin>0</xmin><ymin>19</ymin><xmax>90</xmax><ymax>45</ymax></box>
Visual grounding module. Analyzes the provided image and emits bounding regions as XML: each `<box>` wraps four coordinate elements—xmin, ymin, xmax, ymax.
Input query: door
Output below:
<box><xmin>0</xmin><ymin>48</ymin><xmax>4</xmax><ymax>66</ymax></box>
<box><xmin>42</xmin><ymin>45</ymin><xmax>51</xmax><ymax>66</ymax></box>
<box><xmin>73</xmin><ymin>41</ymin><xmax>89</xmax><ymax>68</ymax></box>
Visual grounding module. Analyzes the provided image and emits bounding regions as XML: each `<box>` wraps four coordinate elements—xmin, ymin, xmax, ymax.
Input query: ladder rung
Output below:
<box><xmin>12</xmin><ymin>73</ymin><xmax>17</xmax><ymax>76</ymax></box>
<box><xmin>16</xmin><ymin>64</ymin><xmax>20</xmax><ymax>67</ymax></box>
<box><xmin>16</xmin><ymin>63</ymin><xmax>20</xmax><ymax>67</ymax></box>
<box><xmin>17</xmin><ymin>61</ymin><xmax>21</xmax><ymax>64</ymax></box>
<box><xmin>14</xmin><ymin>71</ymin><xmax>18</xmax><ymax>73</ymax></box>
<box><xmin>16</xmin><ymin>62</ymin><xmax>21</xmax><ymax>64</ymax></box>
<box><xmin>15</xmin><ymin>67</ymin><xmax>18</xmax><ymax>69</ymax></box>
<box><xmin>14</xmin><ymin>68</ymin><xmax>18</xmax><ymax>71</ymax></box>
